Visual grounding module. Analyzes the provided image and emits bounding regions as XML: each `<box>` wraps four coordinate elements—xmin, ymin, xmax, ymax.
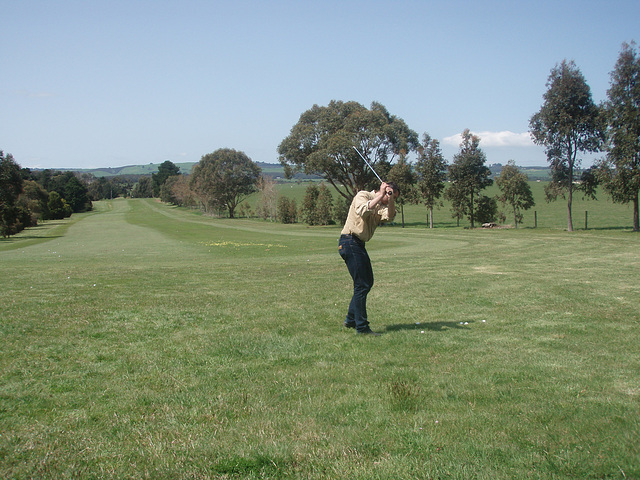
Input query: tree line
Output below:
<box><xmin>0</xmin><ymin>153</ymin><xmax>175</xmax><ymax>237</ymax></box>
<box><xmin>0</xmin><ymin>154</ymin><xmax>183</xmax><ymax>237</ymax></box>
<box><xmin>0</xmin><ymin>154</ymin><xmax>94</xmax><ymax>237</ymax></box>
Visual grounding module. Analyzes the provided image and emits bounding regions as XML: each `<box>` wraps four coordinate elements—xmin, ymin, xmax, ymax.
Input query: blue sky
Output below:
<box><xmin>2</xmin><ymin>0</ymin><xmax>638</xmax><ymax>169</ymax></box>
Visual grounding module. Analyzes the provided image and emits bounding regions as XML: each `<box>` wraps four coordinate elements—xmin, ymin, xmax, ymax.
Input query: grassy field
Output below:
<box><xmin>1</xmin><ymin>196</ymin><xmax>639</xmax><ymax>479</ymax></box>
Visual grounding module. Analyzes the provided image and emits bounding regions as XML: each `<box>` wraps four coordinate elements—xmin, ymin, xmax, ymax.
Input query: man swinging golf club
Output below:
<box><xmin>339</xmin><ymin>148</ymin><xmax>399</xmax><ymax>336</ymax></box>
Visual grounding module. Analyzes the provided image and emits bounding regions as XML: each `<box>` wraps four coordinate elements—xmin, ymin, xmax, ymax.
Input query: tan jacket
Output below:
<box><xmin>340</xmin><ymin>190</ymin><xmax>395</xmax><ymax>242</ymax></box>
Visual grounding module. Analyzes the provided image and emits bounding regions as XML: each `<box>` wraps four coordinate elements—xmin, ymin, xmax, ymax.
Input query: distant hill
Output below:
<box><xmin>55</xmin><ymin>162</ymin><xmax>552</xmax><ymax>181</ymax></box>
<box><xmin>68</xmin><ymin>162</ymin><xmax>197</xmax><ymax>178</ymax></box>
<box><xmin>518</xmin><ymin>166</ymin><xmax>552</xmax><ymax>181</ymax></box>
<box><xmin>486</xmin><ymin>163</ymin><xmax>551</xmax><ymax>181</ymax></box>
<box><xmin>65</xmin><ymin>161</ymin><xmax>323</xmax><ymax>180</ymax></box>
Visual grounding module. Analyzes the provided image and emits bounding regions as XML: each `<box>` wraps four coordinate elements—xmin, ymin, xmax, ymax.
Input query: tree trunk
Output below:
<box><xmin>567</xmin><ymin>187</ymin><xmax>574</xmax><ymax>231</ymax></box>
<box><xmin>567</xmin><ymin>163</ymin><xmax>574</xmax><ymax>232</ymax></box>
<box><xmin>634</xmin><ymin>193</ymin><xmax>639</xmax><ymax>232</ymax></box>
<box><xmin>429</xmin><ymin>206</ymin><xmax>434</xmax><ymax>229</ymax></box>
<box><xmin>513</xmin><ymin>205</ymin><xmax>518</xmax><ymax>228</ymax></box>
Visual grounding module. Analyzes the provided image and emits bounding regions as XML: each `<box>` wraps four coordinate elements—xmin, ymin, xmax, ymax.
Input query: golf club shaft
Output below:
<box><xmin>352</xmin><ymin>146</ymin><xmax>383</xmax><ymax>184</ymax></box>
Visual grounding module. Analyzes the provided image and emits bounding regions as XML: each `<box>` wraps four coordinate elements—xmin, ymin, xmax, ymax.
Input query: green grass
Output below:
<box><xmin>1</xmin><ymin>197</ymin><xmax>639</xmax><ymax>479</ymax></box>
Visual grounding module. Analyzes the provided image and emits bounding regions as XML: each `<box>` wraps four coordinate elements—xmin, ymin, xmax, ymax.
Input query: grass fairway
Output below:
<box><xmin>1</xmin><ymin>198</ymin><xmax>639</xmax><ymax>479</ymax></box>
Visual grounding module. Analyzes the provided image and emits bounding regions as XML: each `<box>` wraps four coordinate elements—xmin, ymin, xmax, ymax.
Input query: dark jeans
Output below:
<box><xmin>339</xmin><ymin>234</ymin><xmax>374</xmax><ymax>332</ymax></box>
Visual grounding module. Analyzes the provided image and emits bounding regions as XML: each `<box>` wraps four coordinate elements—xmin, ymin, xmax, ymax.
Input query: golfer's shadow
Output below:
<box><xmin>385</xmin><ymin>321</ymin><xmax>473</xmax><ymax>332</ymax></box>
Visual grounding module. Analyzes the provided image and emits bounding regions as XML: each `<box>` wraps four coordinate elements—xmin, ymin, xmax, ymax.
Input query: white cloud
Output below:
<box><xmin>443</xmin><ymin>131</ymin><xmax>534</xmax><ymax>148</ymax></box>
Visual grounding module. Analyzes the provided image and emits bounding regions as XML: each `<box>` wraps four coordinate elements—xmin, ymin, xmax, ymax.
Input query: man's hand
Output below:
<box><xmin>378</xmin><ymin>182</ymin><xmax>393</xmax><ymax>198</ymax></box>
<box><xmin>368</xmin><ymin>182</ymin><xmax>396</xmax><ymax>211</ymax></box>
<box><xmin>381</xmin><ymin>182</ymin><xmax>396</xmax><ymax>202</ymax></box>
<box><xmin>376</xmin><ymin>182</ymin><xmax>387</xmax><ymax>201</ymax></box>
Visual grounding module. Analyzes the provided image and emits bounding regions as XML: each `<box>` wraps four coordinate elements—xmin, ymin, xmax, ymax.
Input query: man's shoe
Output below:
<box><xmin>343</xmin><ymin>321</ymin><xmax>356</xmax><ymax>329</ymax></box>
<box><xmin>357</xmin><ymin>328</ymin><xmax>382</xmax><ymax>336</ymax></box>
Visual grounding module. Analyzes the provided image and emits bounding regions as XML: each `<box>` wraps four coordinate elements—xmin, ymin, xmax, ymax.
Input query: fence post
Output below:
<box><xmin>534</xmin><ymin>211</ymin><xmax>537</xmax><ymax>228</ymax></box>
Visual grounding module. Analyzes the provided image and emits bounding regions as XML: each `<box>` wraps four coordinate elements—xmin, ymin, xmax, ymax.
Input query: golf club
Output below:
<box><xmin>352</xmin><ymin>146</ymin><xmax>384</xmax><ymax>184</ymax></box>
